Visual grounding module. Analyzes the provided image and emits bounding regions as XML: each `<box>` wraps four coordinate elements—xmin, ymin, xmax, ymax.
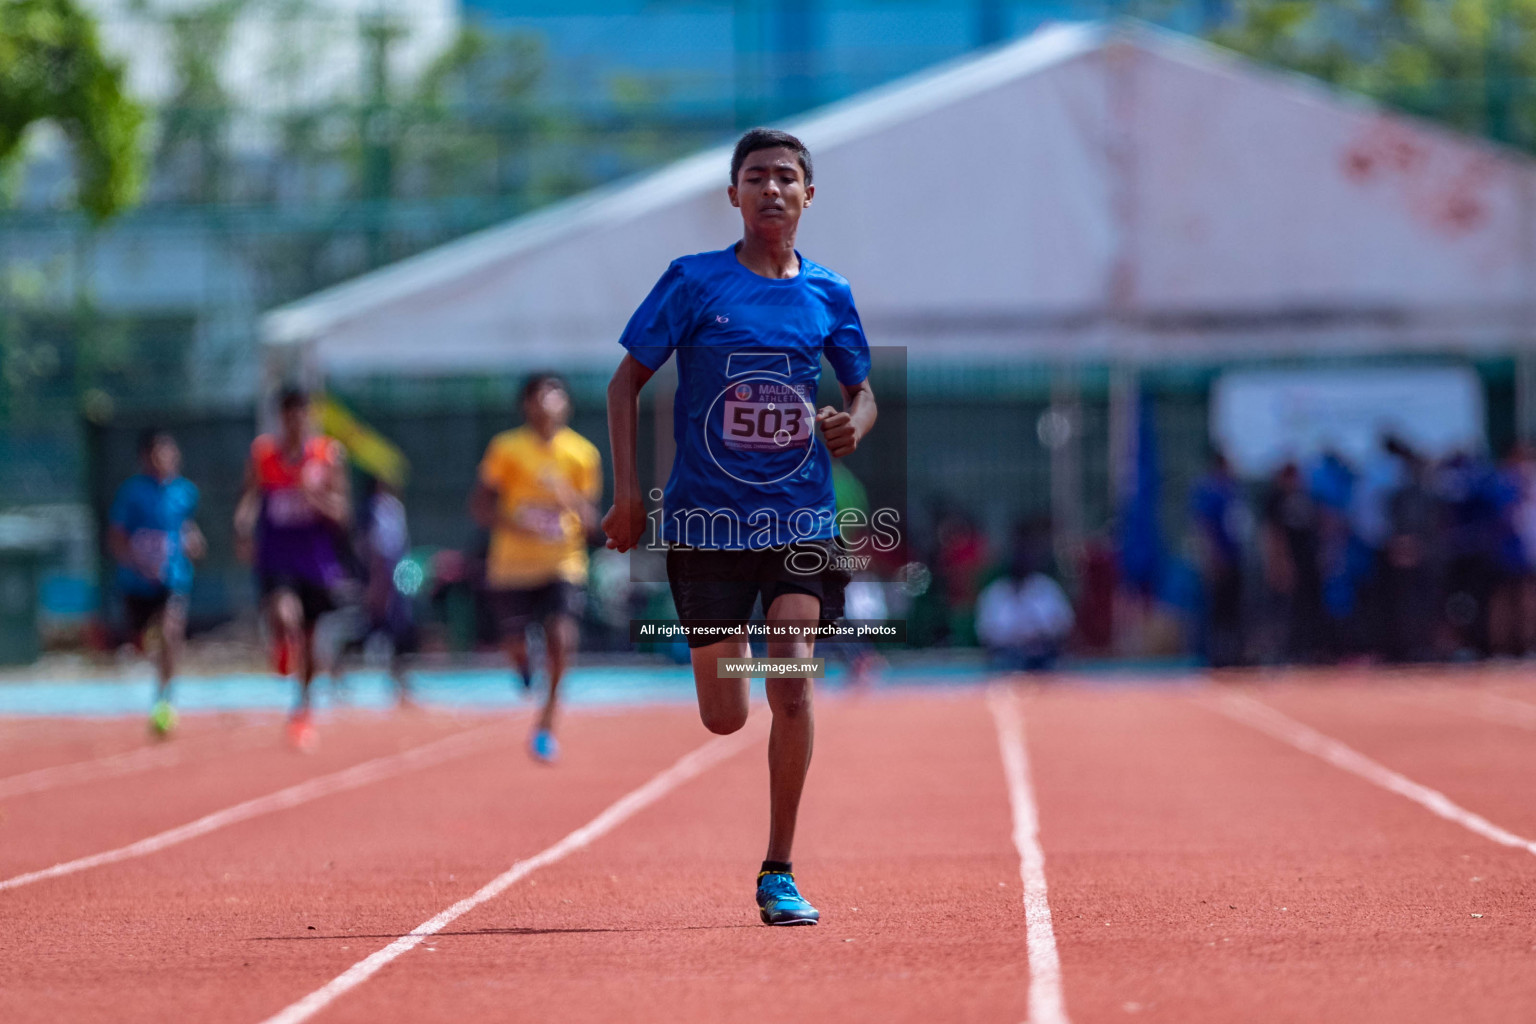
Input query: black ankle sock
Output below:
<box><xmin>760</xmin><ymin>860</ymin><xmax>792</xmax><ymax>875</ymax></box>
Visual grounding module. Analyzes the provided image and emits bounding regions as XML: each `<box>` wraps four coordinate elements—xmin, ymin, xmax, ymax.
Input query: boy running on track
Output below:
<box><xmin>108</xmin><ymin>429</ymin><xmax>205</xmax><ymax>738</ymax></box>
<box><xmin>331</xmin><ymin>475</ymin><xmax>418</xmax><ymax>709</ymax></box>
<box><xmin>472</xmin><ymin>374</ymin><xmax>602</xmax><ymax>764</ymax></box>
<box><xmin>235</xmin><ymin>388</ymin><xmax>352</xmax><ymax>751</ymax></box>
<box><xmin>603</xmin><ymin>128</ymin><xmax>877</xmax><ymax>926</ymax></box>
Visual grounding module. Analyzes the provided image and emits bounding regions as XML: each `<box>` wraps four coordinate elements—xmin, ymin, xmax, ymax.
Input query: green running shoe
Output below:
<box><xmin>756</xmin><ymin>871</ymin><xmax>820</xmax><ymax>926</ymax></box>
<box><xmin>149</xmin><ymin>700</ymin><xmax>177</xmax><ymax>738</ymax></box>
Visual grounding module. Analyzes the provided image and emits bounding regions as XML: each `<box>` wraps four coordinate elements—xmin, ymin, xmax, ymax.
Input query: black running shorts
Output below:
<box><xmin>489</xmin><ymin>580</ymin><xmax>586</xmax><ymax>637</ymax></box>
<box><xmin>666</xmin><ymin>539</ymin><xmax>849</xmax><ymax>649</ymax></box>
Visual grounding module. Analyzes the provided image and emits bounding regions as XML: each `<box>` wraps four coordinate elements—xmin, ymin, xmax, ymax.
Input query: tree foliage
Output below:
<box><xmin>393</xmin><ymin>23</ymin><xmax>551</xmax><ymax>202</ymax></box>
<box><xmin>0</xmin><ymin>0</ymin><xmax>145</xmax><ymax>220</ymax></box>
<box><xmin>1212</xmin><ymin>0</ymin><xmax>1536</xmax><ymax>148</ymax></box>
<box><xmin>153</xmin><ymin>0</ymin><xmax>243</xmax><ymax>203</ymax></box>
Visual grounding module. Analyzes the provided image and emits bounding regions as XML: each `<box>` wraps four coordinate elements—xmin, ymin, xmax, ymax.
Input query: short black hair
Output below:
<box><xmin>520</xmin><ymin>372</ymin><xmax>567</xmax><ymax>405</ymax></box>
<box><xmin>730</xmin><ymin>128</ymin><xmax>812</xmax><ymax>186</ymax></box>
<box><xmin>137</xmin><ymin>427</ymin><xmax>172</xmax><ymax>456</ymax></box>
<box><xmin>279</xmin><ymin>386</ymin><xmax>309</xmax><ymax>412</ymax></box>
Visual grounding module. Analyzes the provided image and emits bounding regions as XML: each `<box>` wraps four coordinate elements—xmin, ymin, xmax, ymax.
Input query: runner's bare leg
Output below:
<box><xmin>505</xmin><ymin>631</ymin><xmax>532</xmax><ymax>686</ymax></box>
<box><xmin>155</xmin><ymin>601</ymin><xmax>187</xmax><ymax>704</ymax></box>
<box><xmin>266</xmin><ymin>589</ymin><xmax>313</xmax><ymax>713</ymax></box>
<box><xmin>299</xmin><ymin>621</ymin><xmax>319</xmax><ymax>710</ymax></box>
<box><xmin>539</xmin><ymin>613</ymin><xmax>578</xmax><ymax>733</ymax></box>
<box><xmin>690</xmin><ymin>635</ymin><xmax>751</xmax><ymax>735</ymax></box>
<box><xmin>763</xmin><ymin>591</ymin><xmax>818</xmax><ymax>863</ymax></box>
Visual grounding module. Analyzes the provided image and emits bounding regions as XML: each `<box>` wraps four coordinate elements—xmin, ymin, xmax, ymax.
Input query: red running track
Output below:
<box><xmin>2</xmin><ymin>669</ymin><xmax>1535</xmax><ymax>1023</ymax></box>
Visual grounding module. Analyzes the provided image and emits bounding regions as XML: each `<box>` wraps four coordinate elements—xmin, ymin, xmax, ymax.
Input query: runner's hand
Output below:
<box><xmin>602</xmin><ymin>498</ymin><xmax>648</xmax><ymax>552</ymax></box>
<box><xmin>817</xmin><ymin>407</ymin><xmax>858</xmax><ymax>457</ymax></box>
<box><xmin>182</xmin><ymin>526</ymin><xmax>206</xmax><ymax>561</ymax></box>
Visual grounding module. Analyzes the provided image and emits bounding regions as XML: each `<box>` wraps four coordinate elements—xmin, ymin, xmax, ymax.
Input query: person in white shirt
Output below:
<box><xmin>976</xmin><ymin>543</ymin><xmax>1074</xmax><ymax>672</ymax></box>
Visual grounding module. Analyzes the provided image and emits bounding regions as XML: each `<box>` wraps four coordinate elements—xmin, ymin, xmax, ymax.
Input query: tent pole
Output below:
<box><xmin>1518</xmin><ymin>352</ymin><xmax>1536</xmax><ymax>445</ymax></box>
<box><xmin>1108</xmin><ymin>364</ymin><xmax>1139</xmax><ymax>517</ymax></box>
<box><xmin>1518</xmin><ymin>163</ymin><xmax>1536</xmax><ymax>443</ymax></box>
<box><xmin>1103</xmin><ymin>27</ymin><xmax>1146</xmax><ymax>651</ymax></box>
<box><xmin>1104</xmin><ymin>28</ymin><xmax>1140</xmax><ymax>524</ymax></box>
<box><xmin>1049</xmin><ymin>364</ymin><xmax>1084</xmax><ymax>590</ymax></box>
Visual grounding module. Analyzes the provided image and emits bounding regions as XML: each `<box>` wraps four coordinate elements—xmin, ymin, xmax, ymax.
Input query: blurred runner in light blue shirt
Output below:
<box><xmin>108</xmin><ymin>429</ymin><xmax>204</xmax><ymax>737</ymax></box>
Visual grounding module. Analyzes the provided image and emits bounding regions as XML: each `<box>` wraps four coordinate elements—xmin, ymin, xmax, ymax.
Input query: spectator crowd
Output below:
<box><xmin>1189</xmin><ymin>438</ymin><xmax>1536</xmax><ymax>667</ymax></box>
<box><xmin>876</xmin><ymin>435</ymin><xmax>1536</xmax><ymax>672</ymax></box>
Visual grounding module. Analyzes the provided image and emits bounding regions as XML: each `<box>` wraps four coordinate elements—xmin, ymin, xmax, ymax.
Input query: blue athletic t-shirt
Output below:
<box><xmin>619</xmin><ymin>246</ymin><xmax>871</xmax><ymax>549</ymax></box>
<box><xmin>109</xmin><ymin>474</ymin><xmax>199</xmax><ymax>595</ymax></box>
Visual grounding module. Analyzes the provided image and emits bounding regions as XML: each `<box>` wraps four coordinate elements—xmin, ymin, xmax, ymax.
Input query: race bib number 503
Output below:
<box><xmin>721</xmin><ymin>380</ymin><xmax>813</xmax><ymax>452</ymax></box>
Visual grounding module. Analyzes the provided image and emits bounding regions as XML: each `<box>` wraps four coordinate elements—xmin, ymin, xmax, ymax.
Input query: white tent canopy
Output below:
<box><xmin>261</xmin><ymin>21</ymin><xmax>1536</xmax><ymax>379</ymax></box>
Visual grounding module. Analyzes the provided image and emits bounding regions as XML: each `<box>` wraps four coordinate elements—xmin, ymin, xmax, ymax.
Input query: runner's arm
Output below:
<box><xmin>107</xmin><ymin>486</ymin><xmax>139</xmax><ymax>571</ymax></box>
<box><xmin>816</xmin><ymin>378</ymin><xmax>877</xmax><ymax>458</ymax></box>
<box><xmin>366</xmin><ymin>547</ymin><xmax>391</xmax><ymax>616</ymax></box>
<box><xmin>182</xmin><ymin>520</ymin><xmax>206</xmax><ymax>561</ymax></box>
<box><xmin>309</xmin><ymin>451</ymin><xmax>351</xmax><ymax>528</ymax></box>
<box><xmin>468</xmin><ymin>481</ymin><xmax>500</xmax><ymax>531</ymax></box>
<box><xmin>603</xmin><ymin>354</ymin><xmax>656</xmax><ymax>552</ymax></box>
<box><xmin>233</xmin><ymin>462</ymin><xmax>260</xmax><ymax>564</ymax></box>
<box><xmin>107</xmin><ymin>523</ymin><xmax>129</xmax><ymax>564</ymax></box>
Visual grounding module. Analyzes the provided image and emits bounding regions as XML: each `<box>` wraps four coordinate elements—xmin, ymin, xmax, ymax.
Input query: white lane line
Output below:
<box><xmin>987</xmin><ymin>686</ymin><xmax>1071</xmax><ymax>1024</ymax></box>
<box><xmin>0</xmin><ymin>722</ymin><xmax>276</xmax><ymax>801</ymax></box>
<box><xmin>1209</xmin><ymin>692</ymin><xmax>1536</xmax><ymax>857</ymax></box>
<box><xmin>257</xmin><ymin>726</ymin><xmax>760</xmax><ymax>1024</ymax></box>
<box><xmin>0</xmin><ymin>723</ymin><xmax>509</xmax><ymax>892</ymax></box>
<box><xmin>0</xmin><ymin>744</ymin><xmax>186</xmax><ymax>800</ymax></box>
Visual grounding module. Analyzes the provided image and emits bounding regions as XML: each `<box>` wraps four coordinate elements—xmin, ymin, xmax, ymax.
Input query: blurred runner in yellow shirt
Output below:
<box><xmin>471</xmin><ymin>374</ymin><xmax>602</xmax><ymax>763</ymax></box>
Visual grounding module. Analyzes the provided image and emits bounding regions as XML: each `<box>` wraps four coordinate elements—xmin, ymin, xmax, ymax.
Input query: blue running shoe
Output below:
<box><xmin>529</xmin><ymin>728</ymin><xmax>559</xmax><ymax>764</ymax></box>
<box><xmin>756</xmin><ymin>871</ymin><xmax>819</xmax><ymax>926</ymax></box>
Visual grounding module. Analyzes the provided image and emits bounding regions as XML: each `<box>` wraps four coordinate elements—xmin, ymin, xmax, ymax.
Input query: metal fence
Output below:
<box><xmin>78</xmin><ymin>353</ymin><xmax>1516</xmax><ymax>640</ymax></box>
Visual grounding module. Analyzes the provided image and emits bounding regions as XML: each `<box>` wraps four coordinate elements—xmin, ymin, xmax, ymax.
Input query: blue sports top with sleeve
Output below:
<box><xmin>619</xmin><ymin>246</ymin><xmax>871</xmax><ymax>549</ymax></box>
<box><xmin>109</xmin><ymin>474</ymin><xmax>199</xmax><ymax>595</ymax></box>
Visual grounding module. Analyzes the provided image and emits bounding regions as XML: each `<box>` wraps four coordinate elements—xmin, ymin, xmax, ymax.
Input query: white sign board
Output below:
<box><xmin>1211</xmin><ymin>366</ymin><xmax>1486</xmax><ymax>478</ymax></box>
